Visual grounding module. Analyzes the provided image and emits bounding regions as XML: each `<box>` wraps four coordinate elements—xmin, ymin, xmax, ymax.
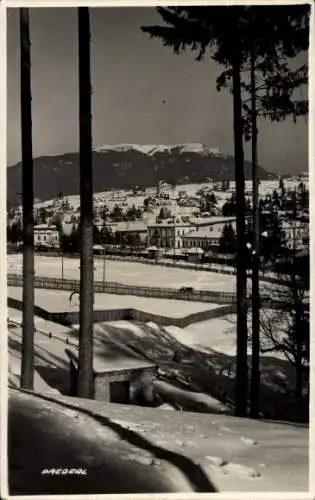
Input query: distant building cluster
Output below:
<box><xmin>7</xmin><ymin>176</ymin><xmax>309</xmax><ymax>262</ymax></box>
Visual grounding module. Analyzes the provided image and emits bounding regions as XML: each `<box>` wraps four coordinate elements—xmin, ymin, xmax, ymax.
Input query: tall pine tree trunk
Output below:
<box><xmin>250</xmin><ymin>51</ymin><xmax>261</xmax><ymax>418</ymax></box>
<box><xmin>20</xmin><ymin>8</ymin><xmax>35</xmax><ymax>390</ymax></box>
<box><xmin>232</xmin><ymin>58</ymin><xmax>248</xmax><ymax>417</ymax></box>
<box><xmin>77</xmin><ymin>7</ymin><xmax>94</xmax><ymax>398</ymax></box>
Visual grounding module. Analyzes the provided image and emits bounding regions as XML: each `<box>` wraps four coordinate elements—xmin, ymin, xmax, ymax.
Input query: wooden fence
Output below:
<box><xmin>7</xmin><ymin>273</ymin><xmax>236</xmax><ymax>304</ymax></box>
<box><xmin>7</xmin><ymin>273</ymin><xmax>285</xmax><ymax>309</ymax></box>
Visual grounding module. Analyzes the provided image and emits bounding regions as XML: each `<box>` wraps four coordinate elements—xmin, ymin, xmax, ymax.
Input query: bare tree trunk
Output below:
<box><xmin>77</xmin><ymin>7</ymin><xmax>94</xmax><ymax>398</ymax></box>
<box><xmin>233</xmin><ymin>59</ymin><xmax>248</xmax><ymax>417</ymax></box>
<box><xmin>20</xmin><ymin>8</ymin><xmax>35</xmax><ymax>390</ymax></box>
<box><xmin>250</xmin><ymin>51</ymin><xmax>260</xmax><ymax>418</ymax></box>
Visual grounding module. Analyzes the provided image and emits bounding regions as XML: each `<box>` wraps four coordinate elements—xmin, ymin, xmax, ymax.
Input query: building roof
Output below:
<box><xmin>34</xmin><ymin>224</ymin><xmax>58</xmax><ymax>232</ymax></box>
<box><xmin>114</xmin><ymin>221</ymin><xmax>147</xmax><ymax>232</ymax></box>
<box><xmin>183</xmin><ymin>229</ymin><xmax>224</xmax><ymax>239</ymax></box>
<box><xmin>148</xmin><ymin>217</ymin><xmax>192</xmax><ymax>228</ymax></box>
<box><xmin>185</xmin><ymin>247</ymin><xmax>205</xmax><ymax>254</ymax></box>
<box><xmin>66</xmin><ymin>340</ymin><xmax>155</xmax><ymax>374</ymax></box>
<box><xmin>190</xmin><ymin>216</ymin><xmax>236</xmax><ymax>226</ymax></box>
<box><xmin>93</xmin><ymin>244</ymin><xmax>105</xmax><ymax>251</ymax></box>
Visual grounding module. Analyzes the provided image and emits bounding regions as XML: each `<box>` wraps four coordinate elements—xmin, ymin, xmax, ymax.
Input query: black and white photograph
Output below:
<box><xmin>3</xmin><ymin>1</ymin><xmax>313</xmax><ymax>496</ymax></box>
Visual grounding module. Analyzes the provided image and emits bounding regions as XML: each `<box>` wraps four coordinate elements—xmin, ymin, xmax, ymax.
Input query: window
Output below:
<box><xmin>177</xmin><ymin>240</ymin><xmax>180</xmax><ymax>248</ymax></box>
<box><xmin>43</xmin><ymin>235</ymin><xmax>46</xmax><ymax>241</ymax></box>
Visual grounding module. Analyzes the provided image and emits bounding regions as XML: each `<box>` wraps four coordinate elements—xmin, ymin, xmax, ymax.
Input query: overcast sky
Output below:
<box><xmin>7</xmin><ymin>7</ymin><xmax>309</xmax><ymax>174</ymax></box>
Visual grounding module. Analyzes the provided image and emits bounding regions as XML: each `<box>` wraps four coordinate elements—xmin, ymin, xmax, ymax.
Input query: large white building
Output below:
<box><xmin>182</xmin><ymin>219</ymin><xmax>237</xmax><ymax>251</ymax></box>
<box><xmin>34</xmin><ymin>224</ymin><xmax>60</xmax><ymax>249</ymax></box>
<box><xmin>182</xmin><ymin>228</ymin><xmax>223</xmax><ymax>250</ymax></box>
<box><xmin>147</xmin><ymin>217</ymin><xmax>193</xmax><ymax>249</ymax></box>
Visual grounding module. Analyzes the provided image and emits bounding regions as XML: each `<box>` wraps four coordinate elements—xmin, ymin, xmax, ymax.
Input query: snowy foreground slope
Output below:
<box><xmin>9</xmin><ymin>388</ymin><xmax>308</xmax><ymax>495</ymax></box>
<box><xmin>8</xmin><ymin>308</ymin><xmax>306</xmax><ymax>421</ymax></box>
<box><xmin>8</xmin><ymin>312</ymin><xmax>309</xmax><ymax>494</ymax></box>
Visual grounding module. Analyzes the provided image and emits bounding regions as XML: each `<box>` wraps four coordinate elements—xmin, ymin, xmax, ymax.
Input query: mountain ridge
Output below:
<box><xmin>7</xmin><ymin>143</ymin><xmax>274</xmax><ymax>206</ymax></box>
<box><xmin>93</xmin><ymin>143</ymin><xmax>222</xmax><ymax>156</ymax></box>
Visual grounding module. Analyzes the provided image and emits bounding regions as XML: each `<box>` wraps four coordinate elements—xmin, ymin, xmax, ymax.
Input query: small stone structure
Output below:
<box><xmin>65</xmin><ymin>342</ymin><xmax>156</xmax><ymax>405</ymax></box>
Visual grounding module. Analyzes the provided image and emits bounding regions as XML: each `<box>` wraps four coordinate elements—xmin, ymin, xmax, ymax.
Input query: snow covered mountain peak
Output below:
<box><xmin>93</xmin><ymin>143</ymin><xmax>221</xmax><ymax>157</ymax></box>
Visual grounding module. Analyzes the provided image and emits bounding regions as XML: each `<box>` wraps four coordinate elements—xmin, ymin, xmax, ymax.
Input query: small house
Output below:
<box><xmin>66</xmin><ymin>340</ymin><xmax>156</xmax><ymax>405</ymax></box>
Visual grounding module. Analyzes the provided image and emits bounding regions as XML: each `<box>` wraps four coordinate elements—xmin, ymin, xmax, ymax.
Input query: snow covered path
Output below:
<box><xmin>9</xmin><ymin>389</ymin><xmax>214</xmax><ymax>495</ymax></box>
<box><xmin>9</xmin><ymin>389</ymin><xmax>309</xmax><ymax>494</ymax></box>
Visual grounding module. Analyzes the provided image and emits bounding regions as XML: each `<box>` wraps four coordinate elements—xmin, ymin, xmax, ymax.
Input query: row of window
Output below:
<box><xmin>150</xmin><ymin>228</ymin><xmax>187</xmax><ymax>237</ymax></box>
<box><xmin>183</xmin><ymin>239</ymin><xmax>219</xmax><ymax>249</ymax></box>
<box><xmin>150</xmin><ymin>225</ymin><xmax>229</xmax><ymax>238</ymax></box>
<box><xmin>155</xmin><ymin>239</ymin><xmax>182</xmax><ymax>248</ymax></box>
<box><xmin>34</xmin><ymin>234</ymin><xmax>59</xmax><ymax>242</ymax></box>
<box><xmin>151</xmin><ymin>237</ymin><xmax>220</xmax><ymax>249</ymax></box>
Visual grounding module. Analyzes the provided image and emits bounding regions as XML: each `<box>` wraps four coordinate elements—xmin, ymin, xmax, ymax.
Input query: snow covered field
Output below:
<box><xmin>7</xmin><ymin>287</ymin><xmax>219</xmax><ymax>316</ymax></box>
<box><xmin>166</xmin><ymin>315</ymin><xmax>288</xmax><ymax>361</ymax></box>
<box><xmin>178</xmin><ymin>179</ymin><xmax>306</xmax><ymax>197</ymax></box>
<box><xmin>8</xmin><ymin>254</ymin><xmax>237</xmax><ymax>292</ymax></box>
<box><xmin>166</xmin><ymin>316</ymin><xmax>239</xmax><ymax>356</ymax></box>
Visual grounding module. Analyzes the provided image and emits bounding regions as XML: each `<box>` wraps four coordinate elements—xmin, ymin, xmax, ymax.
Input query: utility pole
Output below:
<box><xmin>250</xmin><ymin>49</ymin><xmax>261</xmax><ymax>418</ymax></box>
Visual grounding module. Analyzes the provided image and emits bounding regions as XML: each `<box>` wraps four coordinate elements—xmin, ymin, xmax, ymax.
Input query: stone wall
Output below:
<box><xmin>8</xmin><ymin>294</ymin><xmax>235</xmax><ymax>328</ymax></box>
